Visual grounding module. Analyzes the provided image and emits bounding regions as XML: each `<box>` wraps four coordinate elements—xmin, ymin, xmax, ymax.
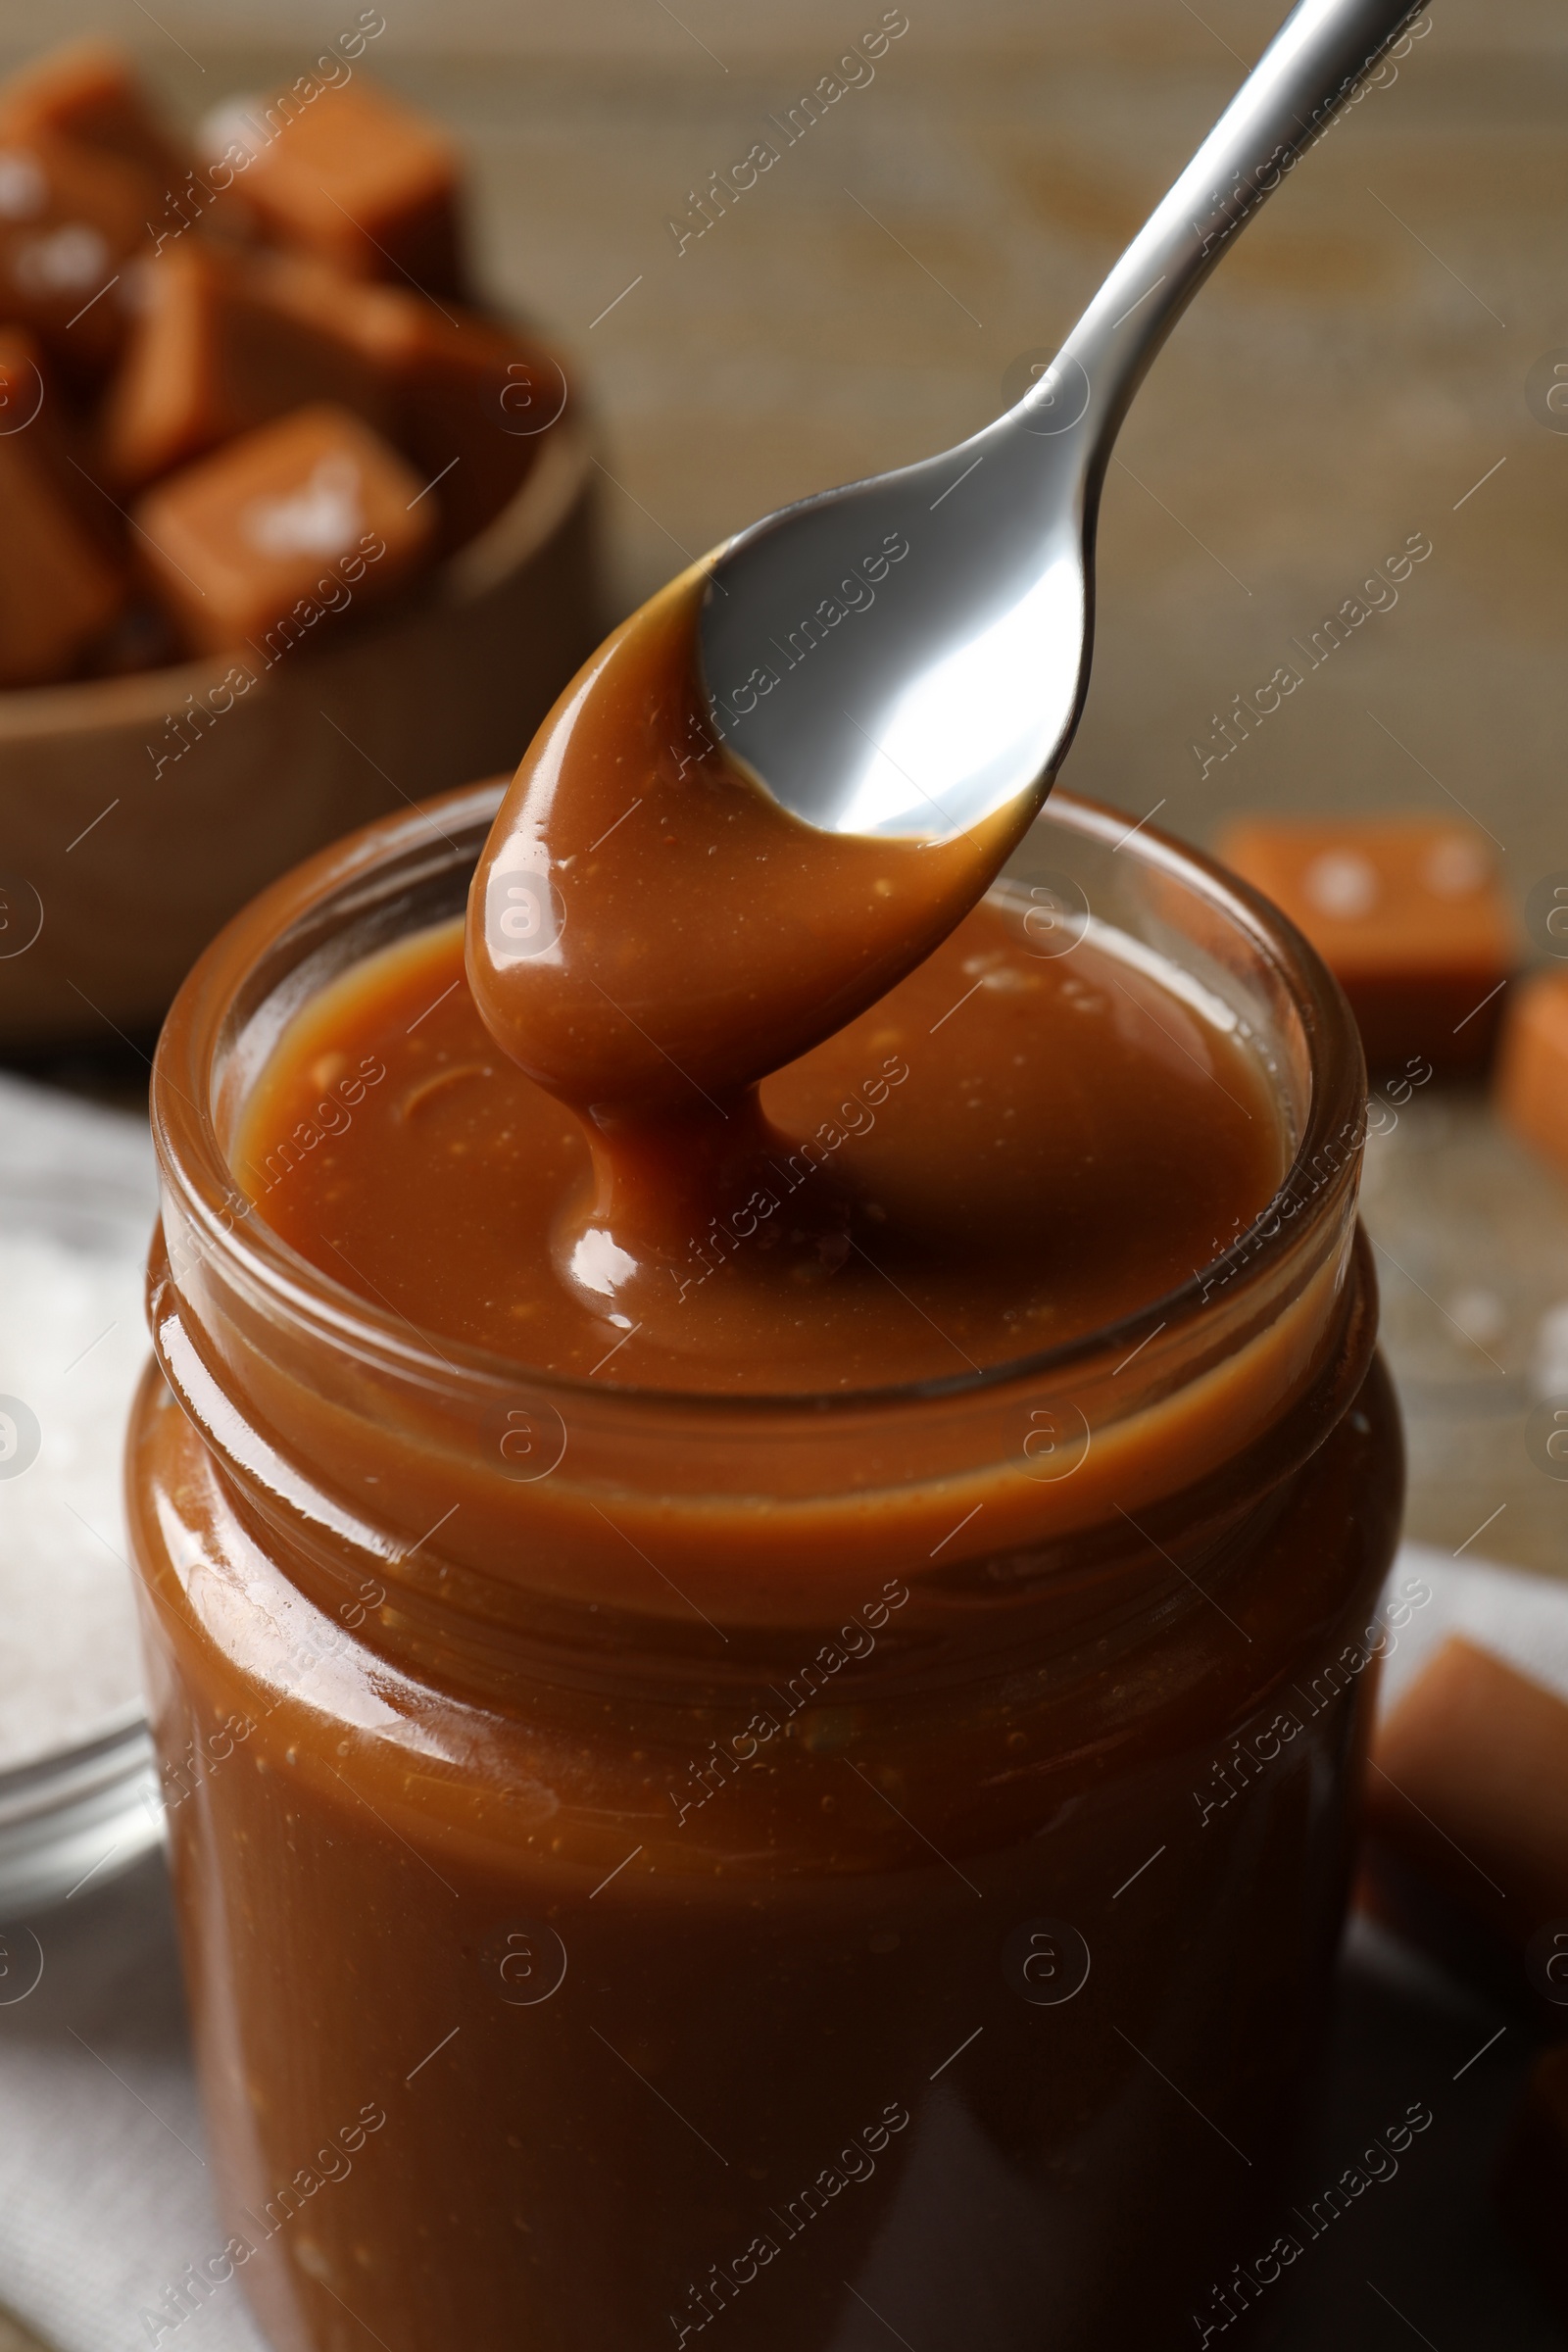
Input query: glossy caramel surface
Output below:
<box><xmin>237</xmin><ymin>893</ymin><xmax>1281</xmax><ymax>1392</ymax></box>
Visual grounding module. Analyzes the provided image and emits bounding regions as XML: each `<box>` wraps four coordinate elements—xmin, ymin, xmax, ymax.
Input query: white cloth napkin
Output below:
<box><xmin>0</xmin><ymin>1076</ymin><xmax>259</xmax><ymax>2352</ymax></box>
<box><xmin>1</xmin><ymin>1541</ymin><xmax>1564</xmax><ymax>2352</ymax></box>
<box><xmin>0</xmin><ymin>1078</ymin><xmax>161</xmax><ymax>1775</ymax></box>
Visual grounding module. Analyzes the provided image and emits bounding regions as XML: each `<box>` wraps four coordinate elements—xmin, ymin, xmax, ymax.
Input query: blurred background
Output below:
<box><xmin>5</xmin><ymin>0</ymin><xmax>1562</xmax><ymax>835</ymax></box>
<box><xmin>4</xmin><ymin>0</ymin><xmax>1549</xmax><ymax>843</ymax></box>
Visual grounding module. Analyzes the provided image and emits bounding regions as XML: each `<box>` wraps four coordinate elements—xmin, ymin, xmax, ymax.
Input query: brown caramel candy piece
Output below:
<box><xmin>362</xmin><ymin>308</ymin><xmax>558</xmax><ymax>551</ymax></box>
<box><xmin>1498</xmin><ymin>2044</ymin><xmax>1568</xmax><ymax>2326</ymax></box>
<box><xmin>0</xmin><ymin>40</ymin><xmax>185</xmax><ymax>182</ymax></box>
<box><xmin>271</xmin><ymin>264</ymin><xmax>552</xmax><ymax>549</ymax></box>
<box><xmin>0</xmin><ymin>328</ymin><xmax>124</xmax><ymax>683</ymax></box>
<box><xmin>1362</xmin><ymin>1637</ymin><xmax>1568</xmax><ymax>1967</ymax></box>
<box><xmin>1216</xmin><ymin>816</ymin><xmax>1516</xmax><ymax>1074</ymax></box>
<box><xmin>132</xmin><ymin>402</ymin><xmax>433</xmax><ymax>654</ymax></box>
<box><xmin>102</xmin><ymin>243</ymin><xmax>391</xmax><ymax>488</ymax></box>
<box><xmin>1495</xmin><ymin>972</ymin><xmax>1568</xmax><ymax>1185</ymax></box>
<box><xmin>0</xmin><ymin>129</ymin><xmax>149</xmax><ymax>371</ymax></box>
<box><xmin>213</xmin><ymin>78</ymin><xmax>464</xmax><ymax>299</ymax></box>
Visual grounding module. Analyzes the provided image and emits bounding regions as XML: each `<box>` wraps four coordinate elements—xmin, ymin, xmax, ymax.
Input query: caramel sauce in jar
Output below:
<box><xmin>129</xmin><ymin>774</ymin><xmax>1399</xmax><ymax>2352</ymax></box>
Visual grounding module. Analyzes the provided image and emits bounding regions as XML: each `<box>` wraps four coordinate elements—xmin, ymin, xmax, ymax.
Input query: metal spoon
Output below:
<box><xmin>698</xmin><ymin>0</ymin><xmax>1426</xmax><ymax>841</ymax></box>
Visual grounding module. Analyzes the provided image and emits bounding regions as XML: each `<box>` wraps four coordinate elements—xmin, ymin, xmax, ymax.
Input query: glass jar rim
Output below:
<box><xmin>150</xmin><ymin>779</ymin><xmax>1366</xmax><ymax>1421</ymax></box>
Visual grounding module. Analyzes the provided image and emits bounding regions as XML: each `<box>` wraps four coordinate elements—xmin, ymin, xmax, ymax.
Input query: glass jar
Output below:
<box><xmin>127</xmin><ymin>782</ymin><xmax>1402</xmax><ymax>2352</ymax></box>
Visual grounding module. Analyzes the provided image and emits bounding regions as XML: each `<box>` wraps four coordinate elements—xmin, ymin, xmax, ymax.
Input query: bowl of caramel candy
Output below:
<box><xmin>0</xmin><ymin>40</ymin><xmax>601</xmax><ymax>1050</ymax></box>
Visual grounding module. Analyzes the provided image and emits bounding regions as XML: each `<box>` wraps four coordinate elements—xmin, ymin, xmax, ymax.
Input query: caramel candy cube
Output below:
<box><xmin>1216</xmin><ymin>816</ymin><xmax>1516</xmax><ymax>1074</ymax></box>
<box><xmin>270</xmin><ymin>264</ymin><xmax>554</xmax><ymax>550</ymax></box>
<box><xmin>0</xmin><ymin>40</ymin><xmax>185</xmax><ymax>183</ymax></box>
<box><xmin>367</xmin><ymin>311</ymin><xmax>559</xmax><ymax>551</ymax></box>
<box><xmin>206</xmin><ymin>78</ymin><xmax>465</xmax><ymax>299</ymax></box>
<box><xmin>102</xmin><ymin>244</ymin><xmax>391</xmax><ymax>488</ymax></box>
<box><xmin>1496</xmin><ymin>972</ymin><xmax>1568</xmax><ymax>1183</ymax></box>
<box><xmin>0</xmin><ymin>129</ymin><xmax>149</xmax><ymax>371</ymax></box>
<box><xmin>0</xmin><ymin>329</ymin><xmax>124</xmax><ymax>683</ymax></box>
<box><xmin>132</xmin><ymin>402</ymin><xmax>433</xmax><ymax>655</ymax></box>
<box><xmin>1362</xmin><ymin>1637</ymin><xmax>1568</xmax><ymax>1969</ymax></box>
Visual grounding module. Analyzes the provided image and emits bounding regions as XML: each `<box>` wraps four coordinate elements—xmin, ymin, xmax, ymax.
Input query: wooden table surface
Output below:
<box><xmin>3</xmin><ymin>0</ymin><xmax>1565</xmax><ymax>1582</ymax></box>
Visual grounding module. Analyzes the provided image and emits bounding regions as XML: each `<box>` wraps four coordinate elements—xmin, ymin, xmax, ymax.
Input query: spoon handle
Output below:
<box><xmin>1041</xmin><ymin>0</ymin><xmax>1429</xmax><ymax>452</ymax></box>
